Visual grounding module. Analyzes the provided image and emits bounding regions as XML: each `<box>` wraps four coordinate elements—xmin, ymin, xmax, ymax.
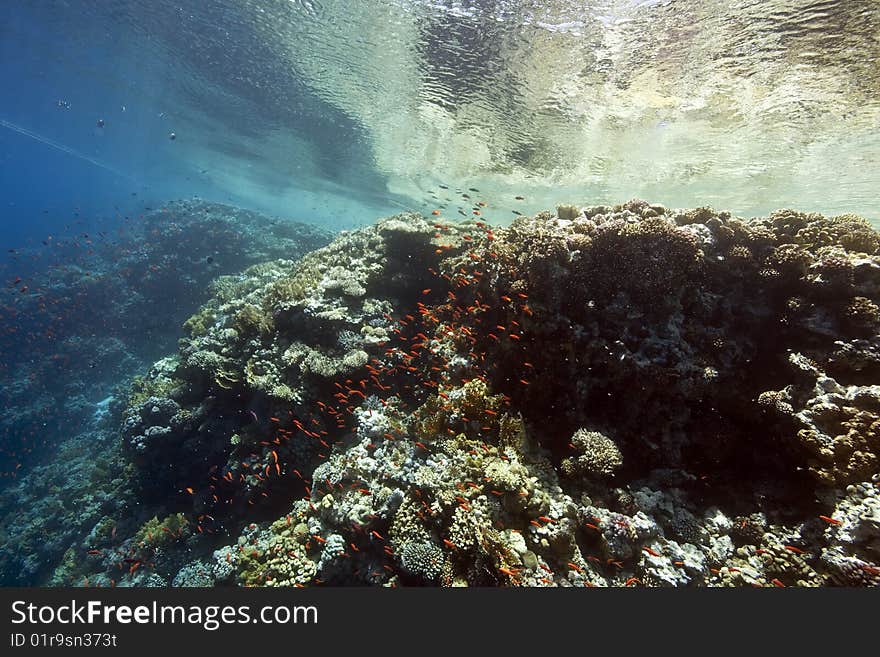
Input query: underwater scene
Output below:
<box><xmin>1</xmin><ymin>0</ymin><xmax>879</xmax><ymax>589</ymax></box>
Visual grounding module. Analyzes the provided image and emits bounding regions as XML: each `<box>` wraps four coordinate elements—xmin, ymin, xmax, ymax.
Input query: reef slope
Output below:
<box><xmin>9</xmin><ymin>200</ymin><xmax>880</xmax><ymax>587</ymax></box>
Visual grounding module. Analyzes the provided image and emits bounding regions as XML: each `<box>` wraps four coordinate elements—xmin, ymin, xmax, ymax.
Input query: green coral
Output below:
<box><xmin>88</xmin><ymin>516</ymin><xmax>118</xmax><ymax>545</ymax></box>
<box><xmin>126</xmin><ymin>374</ymin><xmax>184</xmax><ymax>409</ymax></box>
<box><xmin>412</xmin><ymin>378</ymin><xmax>504</xmax><ymax>441</ymax></box>
<box><xmin>133</xmin><ymin>513</ymin><xmax>189</xmax><ymax>550</ymax></box>
<box><xmin>48</xmin><ymin>547</ymin><xmax>91</xmax><ymax>587</ymax></box>
<box><xmin>263</xmin><ymin>259</ymin><xmax>322</xmax><ymax>310</ymax></box>
<box><xmin>232</xmin><ymin>303</ymin><xmax>273</xmax><ymax>336</ymax></box>
<box><xmin>183</xmin><ymin>305</ymin><xmax>216</xmax><ymax>337</ymax></box>
<box><xmin>234</xmin><ymin>518</ymin><xmax>317</xmax><ymax>587</ymax></box>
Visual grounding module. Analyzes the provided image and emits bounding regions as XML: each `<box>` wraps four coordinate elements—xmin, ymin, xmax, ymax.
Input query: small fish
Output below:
<box><xmin>468</xmin><ymin>187</ymin><xmax>479</xmax><ymax>192</ymax></box>
<box><xmin>515</xmin><ymin>195</ymin><xmax>524</xmax><ymax>200</ymax></box>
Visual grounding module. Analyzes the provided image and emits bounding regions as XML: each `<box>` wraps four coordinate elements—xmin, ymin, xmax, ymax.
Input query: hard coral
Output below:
<box><xmin>561</xmin><ymin>429</ymin><xmax>623</xmax><ymax>479</ymax></box>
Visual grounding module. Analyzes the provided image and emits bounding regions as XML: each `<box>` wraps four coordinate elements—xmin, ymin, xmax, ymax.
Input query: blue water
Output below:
<box><xmin>5</xmin><ymin>0</ymin><xmax>880</xmax><ymax>251</ymax></box>
<box><xmin>1</xmin><ymin>1</ymin><xmax>412</xmax><ymax>251</ymax></box>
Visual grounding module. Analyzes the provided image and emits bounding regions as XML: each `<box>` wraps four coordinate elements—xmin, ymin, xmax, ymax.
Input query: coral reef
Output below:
<box><xmin>0</xmin><ymin>200</ymin><xmax>333</xmax><ymax>483</ymax></box>
<box><xmin>0</xmin><ymin>413</ymin><xmax>135</xmax><ymax>586</ymax></box>
<box><xmin>561</xmin><ymin>429</ymin><xmax>623</xmax><ymax>480</ymax></box>
<box><xmin>4</xmin><ymin>199</ymin><xmax>880</xmax><ymax>587</ymax></box>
